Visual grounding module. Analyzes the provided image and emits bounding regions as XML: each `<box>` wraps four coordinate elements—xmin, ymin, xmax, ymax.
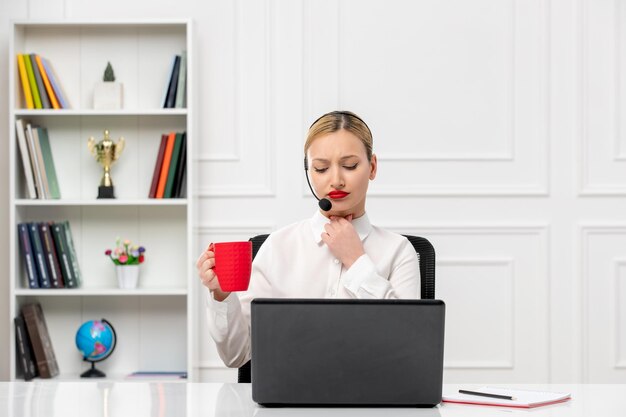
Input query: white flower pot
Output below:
<box><xmin>94</xmin><ymin>82</ymin><xmax>123</xmax><ymax>110</ymax></box>
<box><xmin>116</xmin><ymin>265</ymin><xmax>139</xmax><ymax>289</ymax></box>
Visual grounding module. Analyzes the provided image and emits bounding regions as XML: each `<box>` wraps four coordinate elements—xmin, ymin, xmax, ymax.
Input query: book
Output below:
<box><xmin>14</xmin><ymin>315</ymin><xmax>37</xmax><ymax>381</ymax></box>
<box><xmin>30</xmin><ymin>54</ymin><xmax>51</xmax><ymax>109</ymax></box>
<box><xmin>21</xmin><ymin>303</ymin><xmax>59</xmax><ymax>378</ymax></box>
<box><xmin>36</xmin><ymin>127</ymin><xmax>61</xmax><ymax>199</ymax></box>
<box><xmin>23</xmin><ymin>53</ymin><xmax>42</xmax><ymax>109</ymax></box>
<box><xmin>17</xmin><ymin>55</ymin><xmax>34</xmax><ymax>109</ymax></box>
<box><xmin>156</xmin><ymin>132</ymin><xmax>176</xmax><ymax>198</ymax></box>
<box><xmin>50</xmin><ymin>222</ymin><xmax>77</xmax><ymax>288</ymax></box>
<box><xmin>164</xmin><ymin>132</ymin><xmax>183</xmax><ymax>198</ymax></box>
<box><xmin>28</xmin><ymin>222</ymin><xmax>51</xmax><ymax>288</ymax></box>
<box><xmin>35</xmin><ymin>55</ymin><xmax>60</xmax><ymax>109</ymax></box>
<box><xmin>161</xmin><ymin>55</ymin><xmax>178</xmax><ymax>108</ymax></box>
<box><xmin>149</xmin><ymin>134</ymin><xmax>168</xmax><ymax>198</ymax></box>
<box><xmin>175</xmin><ymin>50</ymin><xmax>187</xmax><ymax>108</ymax></box>
<box><xmin>15</xmin><ymin>119</ymin><xmax>37</xmax><ymax>199</ymax></box>
<box><xmin>164</xmin><ymin>55</ymin><xmax>181</xmax><ymax>108</ymax></box>
<box><xmin>25</xmin><ymin>123</ymin><xmax>46</xmax><ymax>199</ymax></box>
<box><xmin>172</xmin><ymin>132</ymin><xmax>187</xmax><ymax>198</ymax></box>
<box><xmin>61</xmin><ymin>221</ymin><xmax>82</xmax><ymax>288</ymax></box>
<box><xmin>31</xmin><ymin>127</ymin><xmax>51</xmax><ymax>199</ymax></box>
<box><xmin>126</xmin><ymin>371</ymin><xmax>188</xmax><ymax>380</ymax></box>
<box><xmin>442</xmin><ymin>387</ymin><xmax>571</xmax><ymax>408</ymax></box>
<box><xmin>39</xmin><ymin>223</ymin><xmax>64</xmax><ymax>288</ymax></box>
<box><xmin>18</xmin><ymin>223</ymin><xmax>39</xmax><ymax>288</ymax></box>
<box><xmin>41</xmin><ymin>58</ymin><xmax>69</xmax><ymax>109</ymax></box>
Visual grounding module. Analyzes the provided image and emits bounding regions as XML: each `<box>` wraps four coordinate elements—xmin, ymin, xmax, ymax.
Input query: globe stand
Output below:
<box><xmin>81</xmin><ymin>361</ymin><xmax>106</xmax><ymax>378</ymax></box>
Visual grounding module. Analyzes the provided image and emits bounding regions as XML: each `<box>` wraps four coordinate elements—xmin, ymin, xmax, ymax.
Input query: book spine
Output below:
<box><xmin>21</xmin><ymin>303</ymin><xmax>59</xmax><ymax>378</ymax></box>
<box><xmin>17</xmin><ymin>55</ymin><xmax>34</xmax><ymax>109</ymax></box>
<box><xmin>15</xmin><ymin>119</ymin><xmax>37</xmax><ymax>199</ymax></box>
<box><xmin>28</xmin><ymin>223</ymin><xmax>51</xmax><ymax>288</ymax></box>
<box><xmin>62</xmin><ymin>221</ymin><xmax>82</xmax><ymax>288</ymax></box>
<box><xmin>50</xmin><ymin>222</ymin><xmax>76</xmax><ymax>288</ymax></box>
<box><xmin>32</xmin><ymin>127</ymin><xmax>51</xmax><ymax>199</ymax></box>
<box><xmin>39</xmin><ymin>223</ymin><xmax>64</xmax><ymax>288</ymax></box>
<box><xmin>18</xmin><ymin>223</ymin><xmax>39</xmax><ymax>288</ymax></box>
<box><xmin>14</xmin><ymin>315</ymin><xmax>37</xmax><ymax>380</ymax></box>
<box><xmin>35</xmin><ymin>55</ymin><xmax>60</xmax><ymax>109</ymax></box>
<box><xmin>23</xmin><ymin>53</ymin><xmax>42</xmax><ymax>109</ymax></box>
<box><xmin>156</xmin><ymin>132</ymin><xmax>176</xmax><ymax>198</ymax></box>
<box><xmin>164</xmin><ymin>132</ymin><xmax>183</xmax><ymax>198</ymax></box>
<box><xmin>25</xmin><ymin>123</ymin><xmax>45</xmax><ymax>199</ymax></box>
<box><xmin>165</xmin><ymin>55</ymin><xmax>181</xmax><ymax>108</ymax></box>
<box><xmin>172</xmin><ymin>132</ymin><xmax>187</xmax><ymax>198</ymax></box>
<box><xmin>37</xmin><ymin>128</ymin><xmax>61</xmax><ymax>199</ymax></box>
<box><xmin>175</xmin><ymin>50</ymin><xmax>187</xmax><ymax>108</ymax></box>
<box><xmin>149</xmin><ymin>134</ymin><xmax>168</xmax><ymax>198</ymax></box>
<box><xmin>41</xmin><ymin>58</ymin><xmax>68</xmax><ymax>109</ymax></box>
<box><xmin>30</xmin><ymin>54</ymin><xmax>51</xmax><ymax>109</ymax></box>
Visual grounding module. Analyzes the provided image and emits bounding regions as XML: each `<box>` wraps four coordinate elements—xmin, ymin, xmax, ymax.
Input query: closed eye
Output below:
<box><xmin>343</xmin><ymin>163</ymin><xmax>358</xmax><ymax>170</ymax></box>
<box><xmin>313</xmin><ymin>167</ymin><xmax>328</xmax><ymax>173</ymax></box>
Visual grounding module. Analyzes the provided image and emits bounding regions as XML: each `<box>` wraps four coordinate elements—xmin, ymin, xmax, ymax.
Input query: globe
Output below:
<box><xmin>75</xmin><ymin>319</ymin><xmax>117</xmax><ymax>378</ymax></box>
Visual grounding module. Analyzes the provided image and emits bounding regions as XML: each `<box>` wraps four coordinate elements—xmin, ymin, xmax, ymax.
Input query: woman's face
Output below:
<box><xmin>307</xmin><ymin>129</ymin><xmax>377</xmax><ymax>218</ymax></box>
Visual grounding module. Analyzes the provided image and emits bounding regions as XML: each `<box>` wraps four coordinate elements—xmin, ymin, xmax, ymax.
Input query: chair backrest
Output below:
<box><xmin>237</xmin><ymin>233</ymin><xmax>436</xmax><ymax>383</ymax></box>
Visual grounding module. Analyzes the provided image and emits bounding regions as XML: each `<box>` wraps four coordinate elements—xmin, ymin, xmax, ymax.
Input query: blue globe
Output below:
<box><xmin>75</xmin><ymin>319</ymin><xmax>116</xmax><ymax>377</ymax></box>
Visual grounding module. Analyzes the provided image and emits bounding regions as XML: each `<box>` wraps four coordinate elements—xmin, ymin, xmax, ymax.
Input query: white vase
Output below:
<box><xmin>116</xmin><ymin>265</ymin><xmax>139</xmax><ymax>289</ymax></box>
<box><xmin>94</xmin><ymin>82</ymin><xmax>123</xmax><ymax>110</ymax></box>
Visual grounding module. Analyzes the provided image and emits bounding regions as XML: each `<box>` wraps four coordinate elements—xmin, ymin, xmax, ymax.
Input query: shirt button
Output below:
<box><xmin>334</xmin><ymin>259</ymin><xmax>339</xmax><ymax>264</ymax></box>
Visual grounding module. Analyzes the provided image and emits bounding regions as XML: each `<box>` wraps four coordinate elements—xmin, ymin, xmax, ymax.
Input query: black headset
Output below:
<box><xmin>304</xmin><ymin>111</ymin><xmax>372</xmax><ymax>212</ymax></box>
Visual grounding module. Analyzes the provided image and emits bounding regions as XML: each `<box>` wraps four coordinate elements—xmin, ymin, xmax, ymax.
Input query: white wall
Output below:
<box><xmin>2</xmin><ymin>0</ymin><xmax>625</xmax><ymax>383</ymax></box>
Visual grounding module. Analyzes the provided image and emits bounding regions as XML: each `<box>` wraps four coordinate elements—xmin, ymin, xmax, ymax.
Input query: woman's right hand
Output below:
<box><xmin>196</xmin><ymin>246</ymin><xmax>231</xmax><ymax>301</ymax></box>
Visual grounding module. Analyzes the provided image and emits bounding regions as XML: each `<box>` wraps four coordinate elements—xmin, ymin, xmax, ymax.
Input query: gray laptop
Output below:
<box><xmin>251</xmin><ymin>298</ymin><xmax>445</xmax><ymax>407</ymax></box>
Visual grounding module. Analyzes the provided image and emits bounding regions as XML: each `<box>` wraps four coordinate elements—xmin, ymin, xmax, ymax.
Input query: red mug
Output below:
<box><xmin>209</xmin><ymin>241</ymin><xmax>252</xmax><ymax>292</ymax></box>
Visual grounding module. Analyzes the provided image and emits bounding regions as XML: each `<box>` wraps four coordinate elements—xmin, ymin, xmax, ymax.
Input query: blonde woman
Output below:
<box><xmin>197</xmin><ymin>111</ymin><xmax>420</xmax><ymax>368</ymax></box>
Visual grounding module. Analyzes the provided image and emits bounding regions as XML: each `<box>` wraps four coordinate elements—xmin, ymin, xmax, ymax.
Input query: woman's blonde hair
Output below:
<box><xmin>304</xmin><ymin>111</ymin><xmax>373</xmax><ymax>162</ymax></box>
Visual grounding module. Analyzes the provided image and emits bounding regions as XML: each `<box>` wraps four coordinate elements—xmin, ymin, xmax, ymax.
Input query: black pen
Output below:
<box><xmin>459</xmin><ymin>389</ymin><xmax>516</xmax><ymax>401</ymax></box>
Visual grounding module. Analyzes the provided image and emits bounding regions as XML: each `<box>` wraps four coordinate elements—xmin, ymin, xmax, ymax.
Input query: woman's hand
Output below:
<box><xmin>196</xmin><ymin>246</ymin><xmax>231</xmax><ymax>301</ymax></box>
<box><xmin>321</xmin><ymin>215</ymin><xmax>365</xmax><ymax>269</ymax></box>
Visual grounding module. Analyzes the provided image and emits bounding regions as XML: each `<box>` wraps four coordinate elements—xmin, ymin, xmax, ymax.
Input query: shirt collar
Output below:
<box><xmin>310</xmin><ymin>210</ymin><xmax>373</xmax><ymax>244</ymax></box>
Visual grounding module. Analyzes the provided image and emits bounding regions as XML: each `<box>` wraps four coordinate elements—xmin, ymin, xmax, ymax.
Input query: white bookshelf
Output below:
<box><xmin>8</xmin><ymin>20</ymin><xmax>195</xmax><ymax>381</ymax></box>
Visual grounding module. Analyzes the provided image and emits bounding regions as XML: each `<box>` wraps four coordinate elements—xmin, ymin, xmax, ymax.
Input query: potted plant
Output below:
<box><xmin>94</xmin><ymin>62</ymin><xmax>123</xmax><ymax>109</ymax></box>
<box><xmin>105</xmin><ymin>238</ymin><xmax>146</xmax><ymax>289</ymax></box>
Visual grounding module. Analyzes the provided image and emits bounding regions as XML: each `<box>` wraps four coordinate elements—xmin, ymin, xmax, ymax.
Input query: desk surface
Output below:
<box><xmin>0</xmin><ymin>382</ymin><xmax>624</xmax><ymax>417</ymax></box>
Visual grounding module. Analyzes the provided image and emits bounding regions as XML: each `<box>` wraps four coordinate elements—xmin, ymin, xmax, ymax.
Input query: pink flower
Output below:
<box><xmin>119</xmin><ymin>254</ymin><xmax>128</xmax><ymax>264</ymax></box>
<box><xmin>105</xmin><ymin>249</ymin><xmax>112</xmax><ymax>256</ymax></box>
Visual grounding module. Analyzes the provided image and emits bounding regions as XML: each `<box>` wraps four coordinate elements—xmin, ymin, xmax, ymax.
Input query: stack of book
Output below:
<box><xmin>162</xmin><ymin>50</ymin><xmax>187</xmax><ymax>108</ymax></box>
<box><xmin>15</xmin><ymin>119</ymin><xmax>61</xmax><ymax>200</ymax></box>
<box><xmin>16</xmin><ymin>53</ymin><xmax>69</xmax><ymax>110</ymax></box>
<box><xmin>14</xmin><ymin>302</ymin><xmax>59</xmax><ymax>380</ymax></box>
<box><xmin>17</xmin><ymin>221</ymin><xmax>81</xmax><ymax>289</ymax></box>
<box><xmin>149</xmin><ymin>132</ymin><xmax>187</xmax><ymax>198</ymax></box>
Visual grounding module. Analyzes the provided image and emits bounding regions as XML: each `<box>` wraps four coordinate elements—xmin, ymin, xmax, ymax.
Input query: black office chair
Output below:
<box><xmin>237</xmin><ymin>233</ymin><xmax>436</xmax><ymax>383</ymax></box>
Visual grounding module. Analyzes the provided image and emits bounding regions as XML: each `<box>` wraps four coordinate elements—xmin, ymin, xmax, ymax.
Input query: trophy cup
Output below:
<box><xmin>88</xmin><ymin>130</ymin><xmax>125</xmax><ymax>199</ymax></box>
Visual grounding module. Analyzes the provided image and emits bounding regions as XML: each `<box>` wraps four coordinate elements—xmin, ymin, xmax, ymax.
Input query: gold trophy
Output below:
<box><xmin>88</xmin><ymin>130</ymin><xmax>125</xmax><ymax>198</ymax></box>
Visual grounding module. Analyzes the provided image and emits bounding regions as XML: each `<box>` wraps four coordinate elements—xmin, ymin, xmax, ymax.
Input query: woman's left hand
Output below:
<box><xmin>321</xmin><ymin>214</ymin><xmax>365</xmax><ymax>269</ymax></box>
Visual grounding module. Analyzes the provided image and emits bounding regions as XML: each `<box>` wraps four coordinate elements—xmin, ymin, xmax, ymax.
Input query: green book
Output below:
<box><xmin>61</xmin><ymin>221</ymin><xmax>81</xmax><ymax>288</ymax></box>
<box><xmin>175</xmin><ymin>50</ymin><xmax>187</xmax><ymax>108</ymax></box>
<box><xmin>36</xmin><ymin>128</ymin><xmax>61</xmax><ymax>199</ymax></box>
<box><xmin>164</xmin><ymin>133</ymin><xmax>183</xmax><ymax>198</ymax></box>
<box><xmin>23</xmin><ymin>55</ymin><xmax>42</xmax><ymax>109</ymax></box>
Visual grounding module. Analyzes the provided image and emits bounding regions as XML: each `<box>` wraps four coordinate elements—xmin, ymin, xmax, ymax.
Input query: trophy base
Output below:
<box><xmin>98</xmin><ymin>186</ymin><xmax>115</xmax><ymax>199</ymax></box>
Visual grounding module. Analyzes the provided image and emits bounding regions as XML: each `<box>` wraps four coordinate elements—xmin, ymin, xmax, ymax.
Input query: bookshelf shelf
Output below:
<box><xmin>9</xmin><ymin>20</ymin><xmax>194</xmax><ymax>382</ymax></box>
<box><xmin>15</xmin><ymin>288</ymin><xmax>188</xmax><ymax>296</ymax></box>
<box><xmin>15</xmin><ymin>199</ymin><xmax>188</xmax><ymax>206</ymax></box>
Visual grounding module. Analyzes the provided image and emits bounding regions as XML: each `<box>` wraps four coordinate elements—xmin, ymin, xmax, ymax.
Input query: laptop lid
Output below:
<box><xmin>251</xmin><ymin>298</ymin><xmax>445</xmax><ymax>407</ymax></box>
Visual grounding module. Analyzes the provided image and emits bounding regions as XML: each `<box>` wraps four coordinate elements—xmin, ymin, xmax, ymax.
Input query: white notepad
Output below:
<box><xmin>443</xmin><ymin>387</ymin><xmax>571</xmax><ymax>408</ymax></box>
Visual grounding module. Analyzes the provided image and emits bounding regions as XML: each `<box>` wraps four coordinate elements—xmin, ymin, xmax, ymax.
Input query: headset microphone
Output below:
<box><xmin>304</xmin><ymin>157</ymin><xmax>332</xmax><ymax>211</ymax></box>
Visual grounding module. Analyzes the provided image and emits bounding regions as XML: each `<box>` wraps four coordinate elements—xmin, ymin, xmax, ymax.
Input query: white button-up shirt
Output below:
<box><xmin>205</xmin><ymin>211</ymin><xmax>421</xmax><ymax>368</ymax></box>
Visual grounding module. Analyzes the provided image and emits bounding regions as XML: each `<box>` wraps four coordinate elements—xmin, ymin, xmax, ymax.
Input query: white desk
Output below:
<box><xmin>0</xmin><ymin>382</ymin><xmax>624</xmax><ymax>417</ymax></box>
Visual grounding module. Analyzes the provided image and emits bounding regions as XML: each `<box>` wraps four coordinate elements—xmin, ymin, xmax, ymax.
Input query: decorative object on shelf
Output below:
<box><xmin>88</xmin><ymin>130</ymin><xmax>125</xmax><ymax>198</ymax></box>
<box><xmin>75</xmin><ymin>319</ymin><xmax>117</xmax><ymax>378</ymax></box>
<box><xmin>105</xmin><ymin>238</ymin><xmax>146</xmax><ymax>289</ymax></box>
<box><xmin>94</xmin><ymin>61</ymin><xmax>123</xmax><ymax>109</ymax></box>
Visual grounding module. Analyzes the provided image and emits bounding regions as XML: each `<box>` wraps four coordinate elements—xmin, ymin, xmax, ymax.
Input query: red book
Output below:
<box><xmin>156</xmin><ymin>132</ymin><xmax>176</xmax><ymax>198</ymax></box>
<box><xmin>149</xmin><ymin>134</ymin><xmax>168</xmax><ymax>198</ymax></box>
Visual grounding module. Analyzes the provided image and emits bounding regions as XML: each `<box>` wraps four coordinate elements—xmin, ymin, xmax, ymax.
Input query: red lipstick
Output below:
<box><xmin>328</xmin><ymin>191</ymin><xmax>349</xmax><ymax>199</ymax></box>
